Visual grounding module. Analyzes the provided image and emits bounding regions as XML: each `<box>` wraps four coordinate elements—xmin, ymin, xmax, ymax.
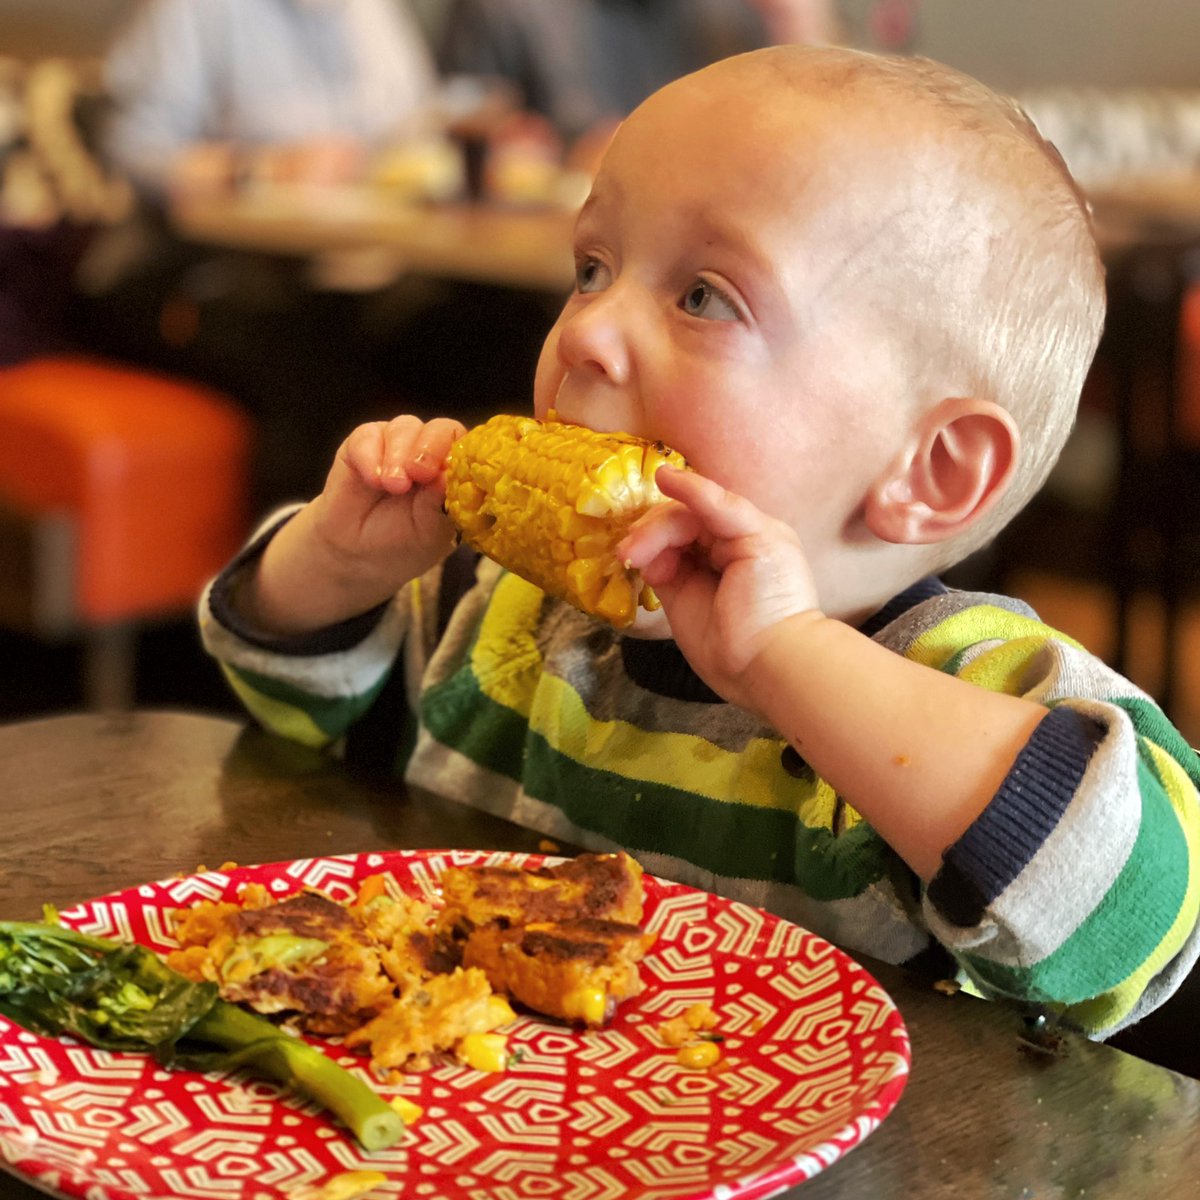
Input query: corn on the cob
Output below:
<box><xmin>444</xmin><ymin>412</ymin><xmax>687</xmax><ymax>627</ymax></box>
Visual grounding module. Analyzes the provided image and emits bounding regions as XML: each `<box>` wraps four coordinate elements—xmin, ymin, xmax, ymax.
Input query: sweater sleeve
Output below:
<box><xmin>914</xmin><ymin>605</ymin><xmax>1200</xmax><ymax>1036</ymax></box>
<box><xmin>197</xmin><ymin>507</ymin><xmax>413</xmax><ymax>749</ymax></box>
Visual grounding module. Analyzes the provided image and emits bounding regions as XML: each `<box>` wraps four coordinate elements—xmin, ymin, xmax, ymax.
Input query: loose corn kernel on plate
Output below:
<box><xmin>0</xmin><ymin>850</ymin><xmax>909</xmax><ymax>1200</ymax></box>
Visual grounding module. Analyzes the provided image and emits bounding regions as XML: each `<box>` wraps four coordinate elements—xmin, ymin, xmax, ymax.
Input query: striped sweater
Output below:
<box><xmin>201</xmin><ymin>525</ymin><xmax>1200</xmax><ymax>1038</ymax></box>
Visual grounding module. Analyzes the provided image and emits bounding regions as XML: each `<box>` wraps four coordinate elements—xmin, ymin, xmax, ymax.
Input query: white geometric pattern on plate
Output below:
<box><xmin>0</xmin><ymin>849</ymin><xmax>910</xmax><ymax>1200</ymax></box>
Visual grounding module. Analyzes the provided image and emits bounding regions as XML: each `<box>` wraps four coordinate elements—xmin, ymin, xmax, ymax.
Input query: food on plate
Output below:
<box><xmin>168</xmin><ymin>851</ymin><xmax>653</xmax><ymax>1073</ymax></box>
<box><xmin>437</xmin><ymin>847</ymin><xmax>648</xmax><ymax>932</ymax></box>
<box><xmin>169</xmin><ymin>883</ymin><xmax>434</xmax><ymax>1035</ymax></box>
<box><xmin>437</xmin><ymin>852</ymin><xmax>655</xmax><ymax>1026</ymax></box>
<box><xmin>170</xmin><ymin>874</ymin><xmax>505</xmax><ymax>1075</ymax></box>
<box><xmin>657</xmin><ymin>1001</ymin><xmax>719</xmax><ymax>1046</ymax></box>
<box><xmin>463</xmin><ymin>917</ymin><xmax>655</xmax><ymax>1027</ymax></box>
<box><xmin>443</xmin><ymin>411</ymin><xmax>687</xmax><ymax>627</ymax></box>
<box><xmin>0</xmin><ymin>854</ymin><xmax>656</xmax><ymax>1154</ymax></box>
<box><xmin>344</xmin><ymin>966</ymin><xmax>516</xmax><ymax>1073</ymax></box>
<box><xmin>0</xmin><ymin>918</ymin><xmax>404</xmax><ymax>1150</ymax></box>
<box><xmin>289</xmin><ymin>1171</ymin><xmax>387</xmax><ymax>1200</ymax></box>
<box><xmin>658</xmin><ymin>1001</ymin><xmax>725</xmax><ymax>1070</ymax></box>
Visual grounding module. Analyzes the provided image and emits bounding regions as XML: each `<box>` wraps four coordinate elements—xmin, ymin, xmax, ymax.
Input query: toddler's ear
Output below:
<box><xmin>864</xmin><ymin>398</ymin><xmax>1018</xmax><ymax>545</ymax></box>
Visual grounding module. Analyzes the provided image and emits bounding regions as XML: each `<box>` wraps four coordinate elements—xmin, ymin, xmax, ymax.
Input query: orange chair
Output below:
<box><xmin>1176</xmin><ymin>282</ymin><xmax>1200</xmax><ymax>448</ymax></box>
<box><xmin>0</xmin><ymin>356</ymin><xmax>254</xmax><ymax>709</ymax></box>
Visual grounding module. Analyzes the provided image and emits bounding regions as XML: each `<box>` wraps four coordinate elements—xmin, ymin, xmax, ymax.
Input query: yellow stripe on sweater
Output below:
<box><xmin>1070</xmin><ymin>740</ymin><xmax>1200</xmax><ymax>1032</ymax></box>
<box><xmin>527</xmin><ymin>669</ymin><xmax>837</xmax><ymax>821</ymax></box>
<box><xmin>957</xmin><ymin>636</ymin><xmax>1059</xmax><ymax>694</ymax></box>
<box><xmin>906</xmin><ymin>607</ymin><xmax>1082</xmax><ymax>672</ymax></box>
<box><xmin>467</xmin><ymin>572</ymin><xmax>838</xmax><ymax>823</ymax></box>
<box><xmin>468</xmin><ymin>574</ymin><xmax>546</xmax><ymax>716</ymax></box>
<box><xmin>220</xmin><ymin>664</ymin><xmax>332</xmax><ymax>749</ymax></box>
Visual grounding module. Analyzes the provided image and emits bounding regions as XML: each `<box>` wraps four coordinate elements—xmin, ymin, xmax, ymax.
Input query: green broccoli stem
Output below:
<box><xmin>0</xmin><ymin>919</ymin><xmax>403</xmax><ymax>1152</ymax></box>
<box><xmin>188</xmin><ymin>1000</ymin><xmax>404</xmax><ymax>1152</ymax></box>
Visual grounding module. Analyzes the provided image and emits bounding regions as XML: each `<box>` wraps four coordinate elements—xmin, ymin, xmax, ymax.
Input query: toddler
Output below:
<box><xmin>202</xmin><ymin>46</ymin><xmax>1200</xmax><ymax>1038</ymax></box>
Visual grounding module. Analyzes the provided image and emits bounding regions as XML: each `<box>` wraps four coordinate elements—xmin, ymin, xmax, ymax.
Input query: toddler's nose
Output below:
<box><xmin>555</xmin><ymin>290</ymin><xmax>632</xmax><ymax>386</ymax></box>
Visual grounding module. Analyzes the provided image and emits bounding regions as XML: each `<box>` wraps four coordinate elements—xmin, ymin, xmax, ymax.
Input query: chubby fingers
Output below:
<box><xmin>653</xmin><ymin>467</ymin><xmax>770</xmax><ymax>539</ymax></box>
<box><xmin>621</xmin><ymin>469</ymin><xmax>754</xmax><ymax>560</ymax></box>
<box><xmin>340</xmin><ymin>416</ymin><xmax>467</xmax><ymax>495</ymax></box>
<box><xmin>619</xmin><ymin>498</ymin><xmax>704</xmax><ymax>587</ymax></box>
<box><xmin>403</xmin><ymin>417</ymin><xmax>468</xmax><ymax>490</ymax></box>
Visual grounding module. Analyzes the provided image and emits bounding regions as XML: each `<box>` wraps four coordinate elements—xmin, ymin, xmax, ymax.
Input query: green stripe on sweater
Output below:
<box><xmin>1118</xmin><ymin>696</ymin><xmax>1200</xmax><ymax>787</ymax></box>
<box><xmin>422</xmin><ymin>661</ymin><xmax>890</xmax><ymax>898</ymax></box>
<box><xmin>961</xmin><ymin>753</ymin><xmax>1190</xmax><ymax>1028</ymax></box>
<box><xmin>224</xmin><ymin>663</ymin><xmax>388</xmax><ymax>746</ymax></box>
<box><xmin>522</xmin><ymin>727</ymin><xmax>891</xmax><ymax>894</ymax></box>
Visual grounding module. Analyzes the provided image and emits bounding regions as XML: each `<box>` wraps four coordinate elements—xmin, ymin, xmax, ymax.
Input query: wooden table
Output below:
<box><xmin>1</xmin><ymin>710</ymin><xmax>1197</xmax><ymax>1199</ymax></box>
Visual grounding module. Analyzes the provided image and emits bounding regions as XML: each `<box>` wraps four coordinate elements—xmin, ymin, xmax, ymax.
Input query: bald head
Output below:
<box><xmin>649</xmin><ymin>47</ymin><xmax>1106</xmax><ymax>546</ymax></box>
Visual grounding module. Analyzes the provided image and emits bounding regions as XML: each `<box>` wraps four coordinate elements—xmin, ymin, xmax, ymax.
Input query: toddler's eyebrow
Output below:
<box><xmin>687</xmin><ymin>208</ymin><xmax>774</xmax><ymax>287</ymax></box>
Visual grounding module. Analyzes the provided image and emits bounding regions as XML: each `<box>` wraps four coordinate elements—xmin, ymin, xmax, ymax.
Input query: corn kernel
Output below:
<box><xmin>595</xmin><ymin>571</ymin><xmax>636</xmax><ymax>626</ymax></box>
<box><xmin>566</xmin><ymin>555</ymin><xmax>606</xmax><ymax>597</ymax></box>
<box><xmin>484</xmin><ymin>994</ymin><xmax>517</xmax><ymax>1027</ymax></box>
<box><xmin>564</xmin><ymin>986</ymin><xmax>609</xmax><ymax>1027</ymax></box>
<box><xmin>459</xmin><ymin>1032</ymin><xmax>509</xmax><ymax>1072</ymax></box>
<box><xmin>390</xmin><ymin>1096</ymin><xmax>423</xmax><ymax>1125</ymax></box>
<box><xmin>677</xmin><ymin>1041</ymin><xmax>722</xmax><ymax>1070</ymax></box>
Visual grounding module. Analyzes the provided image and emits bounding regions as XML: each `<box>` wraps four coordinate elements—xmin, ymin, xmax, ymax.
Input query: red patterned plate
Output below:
<box><xmin>0</xmin><ymin>850</ymin><xmax>910</xmax><ymax>1199</ymax></box>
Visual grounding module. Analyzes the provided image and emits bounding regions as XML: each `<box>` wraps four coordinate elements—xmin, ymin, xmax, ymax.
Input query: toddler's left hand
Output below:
<box><xmin>619</xmin><ymin>468</ymin><xmax>820</xmax><ymax>709</ymax></box>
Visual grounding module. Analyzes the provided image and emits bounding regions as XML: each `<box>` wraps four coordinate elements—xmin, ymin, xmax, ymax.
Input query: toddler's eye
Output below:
<box><xmin>575</xmin><ymin>257</ymin><xmax>611</xmax><ymax>294</ymax></box>
<box><xmin>679</xmin><ymin>279</ymin><xmax>740</xmax><ymax>321</ymax></box>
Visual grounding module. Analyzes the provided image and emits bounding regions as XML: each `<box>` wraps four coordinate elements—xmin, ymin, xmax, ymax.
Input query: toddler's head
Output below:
<box><xmin>534</xmin><ymin>46</ymin><xmax>1105</xmax><ymax>620</ymax></box>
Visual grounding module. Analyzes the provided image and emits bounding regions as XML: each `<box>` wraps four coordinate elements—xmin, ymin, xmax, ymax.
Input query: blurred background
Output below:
<box><xmin>3</xmin><ymin>0</ymin><xmax>1200</xmax><ymax>739</ymax></box>
<box><xmin>8</xmin><ymin>1</ymin><xmax>1200</xmax><ymax>88</ymax></box>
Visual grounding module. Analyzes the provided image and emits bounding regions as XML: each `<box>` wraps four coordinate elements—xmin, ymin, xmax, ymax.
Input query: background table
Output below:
<box><xmin>171</xmin><ymin>191</ymin><xmax>576</xmax><ymax>293</ymax></box>
<box><xmin>1</xmin><ymin>710</ymin><xmax>1198</xmax><ymax>1199</ymax></box>
<box><xmin>170</xmin><ymin>178</ymin><xmax>1200</xmax><ymax>295</ymax></box>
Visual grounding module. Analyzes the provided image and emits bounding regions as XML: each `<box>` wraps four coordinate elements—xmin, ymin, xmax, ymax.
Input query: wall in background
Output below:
<box><xmin>898</xmin><ymin>0</ymin><xmax>1200</xmax><ymax>90</ymax></box>
<box><xmin>2</xmin><ymin>1</ymin><xmax>1200</xmax><ymax>89</ymax></box>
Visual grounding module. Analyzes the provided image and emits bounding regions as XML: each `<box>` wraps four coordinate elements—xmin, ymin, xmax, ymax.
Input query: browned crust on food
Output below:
<box><xmin>462</xmin><ymin>917</ymin><xmax>656</xmax><ymax>1026</ymax></box>
<box><xmin>516</xmin><ymin>919</ymin><xmax>649</xmax><ymax>964</ymax></box>
<box><xmin>233</xmin><ymin>890</ymin><xmax>355</xmax><ymax>938</ymax></box>
<box><xmin>438</xmin><ymin>852</ymin><xmax>645</xmax><ymax>934</ymax></box>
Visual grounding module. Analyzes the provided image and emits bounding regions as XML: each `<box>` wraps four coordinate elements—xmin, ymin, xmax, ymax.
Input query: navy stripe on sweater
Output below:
<box><xmin>927</xmin><ymin>706</ymin><xmax>1105</xmax><ymax>927</ymax></box>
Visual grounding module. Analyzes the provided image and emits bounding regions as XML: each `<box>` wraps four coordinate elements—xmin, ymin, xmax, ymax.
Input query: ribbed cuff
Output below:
<box><xmin>927</xmin><ymin>705</ymin><xmax>1104</xmax><ymax>927</ymax></box>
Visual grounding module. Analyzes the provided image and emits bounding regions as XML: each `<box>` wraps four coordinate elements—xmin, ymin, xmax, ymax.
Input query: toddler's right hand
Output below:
<box><xmin>243</xmin><ymin>416</ymin><xmax>466</xmax><ymax>636</ymax></box>
<box><xmin>312</xmin><ymin>416</ymin><xmax>465</xmax><ymax>574</ymax></box>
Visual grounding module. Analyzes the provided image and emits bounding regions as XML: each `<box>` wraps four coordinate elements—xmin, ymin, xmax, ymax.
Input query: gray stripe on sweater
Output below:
<box><xmin>925</xmin><ymin>693</ymin><xmax>1142</xmax><ymax>966</ymax></box>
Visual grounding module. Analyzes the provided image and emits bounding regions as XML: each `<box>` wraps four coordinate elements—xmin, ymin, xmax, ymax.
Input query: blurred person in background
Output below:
<box><xmin>76</xmin><ymin>0</ymin><xmax>439</xmax><ymax>510</ymax></box>
<box><xmin>102</xmin><ymin>0</ymin><xmax>436</xmax><ymax>202</ymax></box>
<box><xmin>437</xmin><ymin>0</ymin><xmax>845</xmax><ymax>171</ymax></box>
